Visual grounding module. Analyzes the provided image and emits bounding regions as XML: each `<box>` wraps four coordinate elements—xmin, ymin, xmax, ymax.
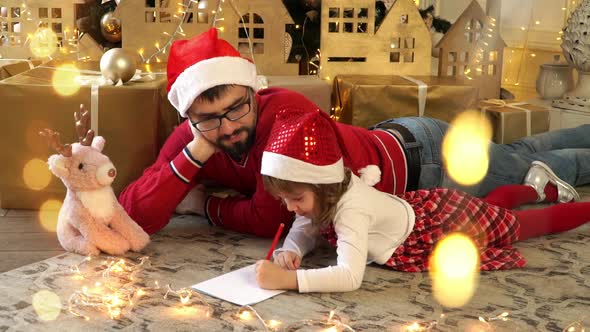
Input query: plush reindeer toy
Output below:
<box><xmin>40</xmin><ymin>105</ymin><xmax>150</xmax><ymax>256</ymax></box>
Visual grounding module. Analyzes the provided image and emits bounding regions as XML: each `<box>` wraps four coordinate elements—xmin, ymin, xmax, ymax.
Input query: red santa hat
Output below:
<box><xmin>166</xmin><ymin>28</ymin><xmax>258</xmax><ymax>118</ymax></box>
<box><xmin>261</xmin><ymin>109</ymin><xmax>344</xmax><ymax>184</ymax></box>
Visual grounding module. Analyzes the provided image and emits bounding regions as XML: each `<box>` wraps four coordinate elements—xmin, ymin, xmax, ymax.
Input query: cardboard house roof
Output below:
<box><xmin>434</xmin><ymin>0</ymin><xmax>506</xmax><ymax>49</ymax></box>
<box><xmin>375</xmin><ymin>0</ymin><xmax>430</xmax><ymax>37</ymax></box>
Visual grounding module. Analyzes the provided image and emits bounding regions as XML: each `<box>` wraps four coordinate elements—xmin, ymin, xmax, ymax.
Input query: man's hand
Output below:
<box><xmin>274</xmin><ymin>251</ymin><xmax>301</xmax><ymax>270</ymax></box>
<box><xmin>255</xmin><ymin>260</ymin><xmax>298</xmax><ymax>290</ymax></box>
<box><xmin>186</xmin><ymin>121</ymin><xmax>217</xmax><ymax>163</ymax></box>
<box><xmin>175</xmin><ymin>184</ymin><xmax>207</xmax><ymax>216</ymax></box>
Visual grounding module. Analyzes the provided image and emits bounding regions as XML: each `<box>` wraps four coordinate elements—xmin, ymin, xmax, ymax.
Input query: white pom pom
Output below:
<box><xmin>359</xmin><ymin>165</ymin><xmax>381</xmax><ymax>186</ymax></box>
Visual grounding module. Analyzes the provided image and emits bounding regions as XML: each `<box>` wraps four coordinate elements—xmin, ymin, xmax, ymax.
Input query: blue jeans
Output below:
<box><xmin>375</xmin><ymin>117</ymin><xmax>590</xmax><ymax>197</ymax></box>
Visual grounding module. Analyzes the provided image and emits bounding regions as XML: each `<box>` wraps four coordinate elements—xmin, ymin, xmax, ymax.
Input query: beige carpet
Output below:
<box><xmin>0</xmin><ymin>211</ymin><xmax>588</xmax><ymax>331</ymax></box>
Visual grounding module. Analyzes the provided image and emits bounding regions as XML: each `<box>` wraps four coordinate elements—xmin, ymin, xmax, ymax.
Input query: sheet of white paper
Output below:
<box><xmin>192</xmin><ymin>264</ymin><xmax>286</xmax><ymax>306</ymax></box>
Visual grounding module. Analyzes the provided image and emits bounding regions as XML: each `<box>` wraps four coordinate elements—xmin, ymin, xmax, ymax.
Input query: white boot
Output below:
<box><xmin>523</xmin><ymin>161</ymin><xmax>580</xmax><ymax>203</ymax></box>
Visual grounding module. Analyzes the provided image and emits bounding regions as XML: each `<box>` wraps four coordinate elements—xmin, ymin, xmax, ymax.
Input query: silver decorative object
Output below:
<box><xmin>100</xmin><ymin>48</ymin><xmax>137</xmax><ymax>84</ymax></box>
<box><xmin>536</xmin><ymin>55</ymin><xmax>574</xmax><ymax>100</ymax></box>
<box><xmin>100</xmin><ymin>11</ymin><xmax>122</xmax><ymax>43</ymax></box>
<box><xmin>554</xmin><ymin>0</ymin><xmax>590</xmax><ymax>110</ymax></box>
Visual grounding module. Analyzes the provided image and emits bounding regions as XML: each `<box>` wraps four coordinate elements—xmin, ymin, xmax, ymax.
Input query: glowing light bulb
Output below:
<box><xmin>239</xmin><ymin>310</ymin><xmax>252</xmax><ymax>320</ymax></box>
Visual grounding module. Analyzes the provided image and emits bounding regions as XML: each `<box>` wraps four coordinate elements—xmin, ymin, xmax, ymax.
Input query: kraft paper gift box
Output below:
<box><xmin>0</xmin><ymin>60</ymin><xmax>179</xmax><ymax>209</ymax></box>
<box><xmin>331</xmin><ymin>75</ymin><xmax>479</xmax><ymax>128</ymax></box>
<box><xmin>265</xmin><ymin>75</ymin><xmax>331</xmax><ymax>114</ymax></box>
<box><xmin>480</xmin><ymin>100</ymin><xmax>550</xmax><ymax>144</ymax></box>
<box><xmin>0</xmin><ymin>60</ymin><xmax>42</xmax><ymax>80</ymax></box>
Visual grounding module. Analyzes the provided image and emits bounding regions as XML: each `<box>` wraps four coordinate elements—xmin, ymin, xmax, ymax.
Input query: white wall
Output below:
<box><xmin>500</xmin><ymin>0</ymin><xmax>569</xmax><ymax>50</ymax></box>
<box><xmin>438</xmin><ymin>0</ymin><xmax>486</xmax><ymax>22</ymax></box>
<box><xmin>435</xmin><ymin>0</ymin><xmax>572</xmax><ymax>91</ymax></box>
<box><xmin>436</xmin><ymin>0</ymin><xmax>570</xmax><ymax>51</ymax></box>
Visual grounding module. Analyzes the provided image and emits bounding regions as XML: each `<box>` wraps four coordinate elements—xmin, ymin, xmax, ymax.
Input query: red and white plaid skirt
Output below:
<box><xmin>320</xmin><ymin>188</ymin><xmax>526</xmax><ymax>272</ymax></box>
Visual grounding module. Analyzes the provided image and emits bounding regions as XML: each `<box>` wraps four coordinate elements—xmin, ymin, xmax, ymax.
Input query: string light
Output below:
<box><xmin>68</xmin><ymin>255</ymin><xmax>353</xmax><ymax>329</ymax></box>
<box><xmin>237</xmin><ymin>308</ymin><xmax>356</xmax><ymax>332</ymax></box>
<box><xmin>402</xmin><ymin>320</ymin><xmax>438</xmax><ymax>332</ymax></box>
<box><xmin>59</xmin><ymin>256</ymin><xmax>587</xmax><ymax>331</ymax></box>
<box><xmin>67</xmin><ymin>256</ymin><xmax>153</xmax><ymax>320</ymax></box>
<box><xmin>479</xmin><ymin>311</ymin><xmax>510</xmax><ymax>323</ymax></box>
<box><xmin>562</xmin><ymin>317</ymin><xmax>588</xmax><ymax>332</ymax></box>
<box><xmin>463</xmin><ymin>15</ymin><xmax>497</xmax><ymax>81</ymax></box>
<box><xmin>143</xmin><ymin>0</ymin><xmax>199</xmax><ymax>63</ymax></box>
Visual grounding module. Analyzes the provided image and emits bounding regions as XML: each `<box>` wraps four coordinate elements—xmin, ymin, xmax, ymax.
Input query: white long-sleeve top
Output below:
<box><xmin>274</xmin><ymin>175</ymin><xmax>415</xmax><ymax>293</ymax></box>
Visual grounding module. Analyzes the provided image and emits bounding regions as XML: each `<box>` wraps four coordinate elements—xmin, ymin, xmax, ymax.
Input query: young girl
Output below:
<box><xmin>254</xmin><ymin>109</ymin><xmax>588</xmax><ymax>293</ymax></box>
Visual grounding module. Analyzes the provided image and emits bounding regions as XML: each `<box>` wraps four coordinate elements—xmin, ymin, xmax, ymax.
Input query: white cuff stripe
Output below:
<box><xmin>183</xmin><ymin>149</ymin><xmax>202</xmax><ymax>168</ymax></box>
<box><xmin>170</xmin><ymin>161</ymin><xmax>190</xmax><ymax>183</ymax></box>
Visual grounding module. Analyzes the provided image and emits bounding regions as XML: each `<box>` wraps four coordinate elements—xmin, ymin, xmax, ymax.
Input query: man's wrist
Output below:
<box><xmin>186</xmin><ymin>139</ymin><xmax>214</xmax><ymax>164</ymax></box>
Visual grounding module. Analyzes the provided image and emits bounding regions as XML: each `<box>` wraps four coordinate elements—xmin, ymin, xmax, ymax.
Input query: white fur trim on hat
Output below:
<box><xmin>358</xmin><ymin>165</ymin><xmax>381</xmax><ymax>187</ymax></box>
<box><xmin>168</xmin><ymin>56</ymin><xmax>258</xmax><ymax>118</ymax></box>
<box><xmin>261</xmin><ymin>152</ymin><xmax>344</xmax><ymax>184</ymax></box>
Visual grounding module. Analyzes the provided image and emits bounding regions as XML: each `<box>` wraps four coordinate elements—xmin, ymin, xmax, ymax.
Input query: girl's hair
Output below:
<box><xmin>419</xmin><ymin>5</ymin><xmax>452</xmax><ymax>34</ymax></box>
<box><xmin>262</xmin><ymin>168</ymin><xmax>352</xmax><ymax>228</ymax></box>
<box><xmin>419</xmin><ymin>5</ymin><xmax>435</xmax><ymax>19</ymax></box>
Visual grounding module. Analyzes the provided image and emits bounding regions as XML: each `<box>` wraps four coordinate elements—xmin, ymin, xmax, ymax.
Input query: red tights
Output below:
<box><xmin>482</xmin><ymin>184</ymin><xmax>589</xmax><ymax>241</ymax></box>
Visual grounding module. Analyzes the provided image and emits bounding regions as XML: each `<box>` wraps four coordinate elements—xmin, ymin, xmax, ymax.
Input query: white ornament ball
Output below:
<box><xmin>100</xmin><ymin>48</ymin><xmax>137</xmax><ymax>83</ymax></box>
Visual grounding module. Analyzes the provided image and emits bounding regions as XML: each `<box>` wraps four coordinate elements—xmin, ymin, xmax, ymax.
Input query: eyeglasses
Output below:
<box><xmin>190</xmin><ymin>92</ymin><xmax>252</xmax><ymax>132</ymax></box>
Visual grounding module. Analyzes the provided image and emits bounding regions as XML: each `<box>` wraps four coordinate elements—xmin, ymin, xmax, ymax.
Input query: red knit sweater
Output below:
<box><xmin>118</xmin><ymin>88</ymin><xmax>407</xmax><ymax>237</ymax></box>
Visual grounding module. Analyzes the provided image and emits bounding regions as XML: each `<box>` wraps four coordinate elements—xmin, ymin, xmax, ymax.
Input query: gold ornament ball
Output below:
<box><xmin>100</xmin><ymin>48</ymin><xmax>137</xmax><ymax>83</ymax></box>
<box><xmin>100</xmin><ymin>11</ymin><xmax>122</xmax><ymax>43</ymax></box>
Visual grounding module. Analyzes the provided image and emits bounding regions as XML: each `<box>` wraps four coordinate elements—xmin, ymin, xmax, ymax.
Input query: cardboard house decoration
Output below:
<box><xmin>117</xmin><ymin>0</ymin><xmax>298</xmax><ymax>75</ymax></box>
<box><xmin>435</xmin><ymin>0</ymin><xmax>506</xmax><ymax>99</ymax></box>
<box><xmin>0</xmin><ymin>0</ymin><xmax>77</xmax><ymax>59</ymax></box>
<box><xmin>319</xmin><ymin>0</ymin><xmax>431</xmax><ymax>80</ymax></box>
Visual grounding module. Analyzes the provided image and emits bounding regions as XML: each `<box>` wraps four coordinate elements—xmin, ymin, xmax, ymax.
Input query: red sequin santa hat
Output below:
<box><xmin>166</xmin><ymin>28</ymin><xmax>258</xmax><ymax>118</ymax></box>
<box><xmin>261</xmin><ymin>109</ymin><xmax>345</xmax><ymax>184</ymax></box>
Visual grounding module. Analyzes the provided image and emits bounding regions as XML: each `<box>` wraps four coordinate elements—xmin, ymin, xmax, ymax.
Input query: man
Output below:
<box><xmin>119</xmin><ymin>28</ymin><xmax>590</xmax><ymax>237</ymax></box>
<box><xmin>119</xmin><ymin>29</ymin><xmax>408</xmax><ymax>237</ymax></box>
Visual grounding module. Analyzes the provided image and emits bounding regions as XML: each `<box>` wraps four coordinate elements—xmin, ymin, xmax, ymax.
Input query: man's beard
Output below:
<box><xmin>217</xmin><ymin>126</ymin><xmax>256</xmax><ymax>161</ymax></box>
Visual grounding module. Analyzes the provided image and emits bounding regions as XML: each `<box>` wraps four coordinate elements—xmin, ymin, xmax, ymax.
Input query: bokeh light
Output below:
<box><xmin>52</xmin><ymin>64</ymin><xmax>81</xmax><ymax>96</ymax></box>
<box><xmin>22</xmin><ymin>158</ymin><xmax>52</xmax><ymax>191</ymax></box>
<box><xmin>442</xmin><ymin>111</ymin><xmax>492</xmax><ymax>186</ymax></box>
<box><xmin>38</xmin><ymin>200</ymin><xmax>62</xmax><ymax>232</ymax></box>
<box><xmin>29</xmin><ymin>27</ymin><xmax>58</xmax><ymax>58</ymax></box>
<box><xmin>32</xmin><ymin>290</ymin><xmax>62</xmax><ymax>321</ymax></box>
<box><xmin>429</xmin><ymin>233</ymin><xmax>480</xmax><ymax>308</ymax></box>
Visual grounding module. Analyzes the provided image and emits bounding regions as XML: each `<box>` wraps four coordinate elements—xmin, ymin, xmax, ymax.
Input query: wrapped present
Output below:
<box><xmin>0</xmin><ymin>59</ymin><xmax>42</xmax><ymax>80</ymax></box>
<box><xmin>0</xmin><ymin>60</ymin><xmax>179</xmax><ymax>209</ymax></box>
<box><xmin>266</xmin><ymin>76</ymin><xmax>331</xmax><ymax>114</ymax></box>
<box><xmin>479</xmin><ymin>100</ymin><xmax>550</xmax><ymax>144</ymax></box>
<box><xmin>331</xmin><ymin>75</ymin><xmax>479</xmax><ymax>128</ymax></box>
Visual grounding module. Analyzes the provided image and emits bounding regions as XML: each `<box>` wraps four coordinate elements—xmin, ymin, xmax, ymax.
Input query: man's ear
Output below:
<box><xmin>47</xmin><ymin>154</ymin><xmax>69</xmax><ymax>178</ymax></box>
<box><xmin>92</xmin><ymin>136</ymin><xmax>106</xmax><ymax>152</ymax></box>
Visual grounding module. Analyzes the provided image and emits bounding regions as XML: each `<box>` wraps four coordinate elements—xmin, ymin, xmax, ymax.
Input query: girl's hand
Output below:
<box><xmin>274</xmin><ymin>251</ymin><xmax>301</xmax><ymax>270</ymax></box>
<box><xmin>255</xmin><ymin>260</ymin><xmax>298</xmax><ymax>290</ymax></box>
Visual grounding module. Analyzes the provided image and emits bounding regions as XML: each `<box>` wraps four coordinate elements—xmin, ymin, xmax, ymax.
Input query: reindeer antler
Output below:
<box><xmin>39</xmin><ymin>129</ymin><xmax>73</xmax><ymax>157</ymax></box>
<box><xmin>74</xmin><ymin>104</ymin><xmax>95</xmax><ymax>146</ymax></box>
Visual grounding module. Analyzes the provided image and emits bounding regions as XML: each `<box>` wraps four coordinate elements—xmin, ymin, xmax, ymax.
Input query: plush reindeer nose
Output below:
<box><xmin>108</xmin><ymin>168</ymin><xmax>116</xmax><ymax>178</ymax></box>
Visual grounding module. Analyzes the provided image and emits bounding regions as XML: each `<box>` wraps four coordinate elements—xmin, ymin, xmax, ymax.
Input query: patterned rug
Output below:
<box><xmin>0</xmin><ymin>215</ymin><xmax>588</xmax><ymax>331</ymax></box>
